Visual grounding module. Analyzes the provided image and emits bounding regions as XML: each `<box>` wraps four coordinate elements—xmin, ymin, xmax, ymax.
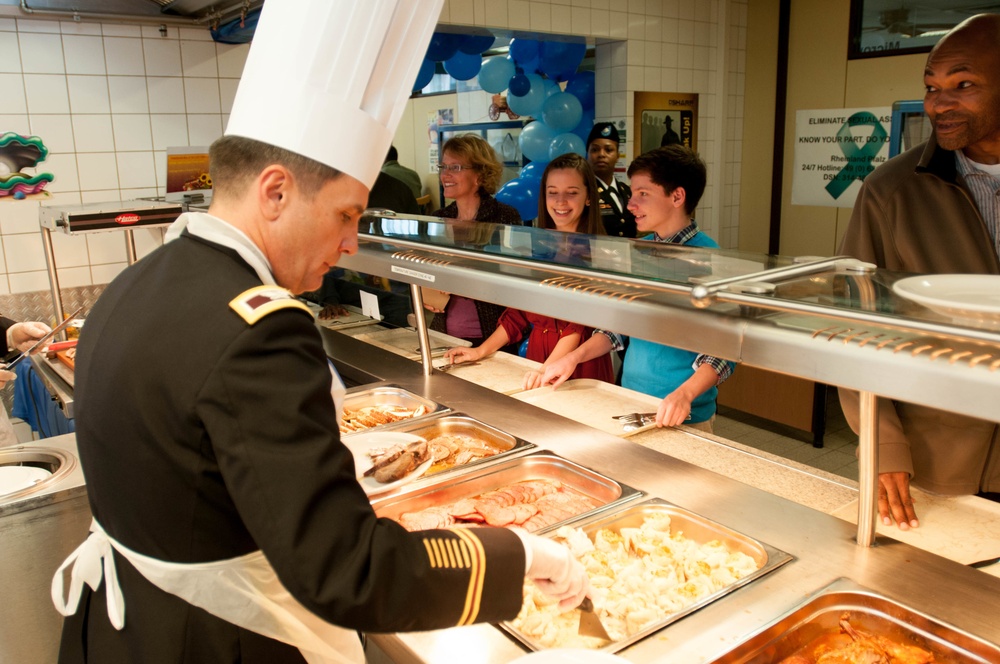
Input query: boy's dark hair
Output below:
<box><xmin>386</xmin><ymin>145</ymin><xmax>399</xmax><ymax>162</ymax></box>
<box><xmin>626</xmin><ymin>145</ymin><xmax>706</xmax><ymax>215</ymax></box>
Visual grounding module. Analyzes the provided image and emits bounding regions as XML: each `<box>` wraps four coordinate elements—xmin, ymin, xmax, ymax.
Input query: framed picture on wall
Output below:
<box><xmin>634</xmin><ymin>92</ymin><xmax>698</xmax><ymax>156</ymax></box>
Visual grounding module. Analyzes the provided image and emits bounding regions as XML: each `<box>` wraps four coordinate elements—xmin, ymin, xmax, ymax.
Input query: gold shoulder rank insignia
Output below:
<box><xmin>229</xmin><ymin>285</ymin><xmax>311</xmax><ymax>325</ymax></box>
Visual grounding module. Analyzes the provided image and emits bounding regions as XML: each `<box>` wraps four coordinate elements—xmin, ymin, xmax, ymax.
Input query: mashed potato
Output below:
<box><xmin>509</xmin><ymin>512</ymin><xmax>760</xmax><ymax>650</ymax></box>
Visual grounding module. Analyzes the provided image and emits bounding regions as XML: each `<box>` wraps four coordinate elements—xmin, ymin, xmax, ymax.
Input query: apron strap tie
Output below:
<box><xmin>51</xmin><ymin>518</ymin><xmax>125</xmax><ymax>630</ymax></box>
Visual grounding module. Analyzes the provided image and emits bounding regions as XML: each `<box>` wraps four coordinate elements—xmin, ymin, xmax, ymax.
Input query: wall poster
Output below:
<box><xmin>792</xmin><ymin>107</ymin><xmax>891</xmax><ymax>208</ymax></box>
<box><xmin>633</xmin><ymin>92</ymin><xmax>698</xmax><ymax>156</ymax></box>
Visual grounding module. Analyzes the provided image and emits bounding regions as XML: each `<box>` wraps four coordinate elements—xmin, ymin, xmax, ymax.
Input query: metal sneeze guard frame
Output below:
<box><xmin>339</xmin><ymin>213</ymin><xmax>1000</xmax><ymax>547</ymax></box>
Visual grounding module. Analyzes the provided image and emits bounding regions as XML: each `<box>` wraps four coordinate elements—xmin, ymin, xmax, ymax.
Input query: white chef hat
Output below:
<box><xmin>225</xmin><ymin>0</ymin><xmax>443</xmax><ymax>189</ymax></box>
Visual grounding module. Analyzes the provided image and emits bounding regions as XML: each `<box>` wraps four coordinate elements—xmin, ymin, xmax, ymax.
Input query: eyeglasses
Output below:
<box><xmin>437</xmin><ymin>163</ymin><xmax>476</xmax><ymax>173</ymax></box>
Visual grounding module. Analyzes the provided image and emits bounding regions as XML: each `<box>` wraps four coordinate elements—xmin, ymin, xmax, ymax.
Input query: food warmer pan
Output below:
<box><xmin>380</xmin><ymin>412</ymin><xmax>536</xmax><ymax>480</ymax></box>
<box><xmin>501</xmin><ymin>497</ymin><xmax>794</xmax><ymax>654</ymax></box>
<box><xmin>339</xmin><ymin>383</ymin><xmax>448</xmax><ymax>434</ymax></box>
<box><xmin>709</xmin><ymin>577</ymin><xmax>1000</xmax><ymax>663</ymax></box>
<box><xmin>369</xmin><ymin>451</ymin><xmax>643</xmax><ymax>534</ymax></box>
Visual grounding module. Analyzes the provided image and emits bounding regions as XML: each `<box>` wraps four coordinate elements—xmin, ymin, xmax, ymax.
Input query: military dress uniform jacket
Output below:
<box><xmin>838</xmin><ymin>136</ymin><xmax>1000</xmax><ymax>495</ymax></box>
<box><xmin>596</xmin><ymin>179</ymin><xmax>636</xmax><ymax>238</ymax></box>
<box><xmin>60</xmin><ymin>231</ymin><xmax>525</xmax><ymax>663</ymax></box>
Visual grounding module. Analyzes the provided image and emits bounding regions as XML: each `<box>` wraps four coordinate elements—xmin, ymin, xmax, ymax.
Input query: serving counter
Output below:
<box><xmin>321</xmin><ymin>330</ymin><xmax>1000</xmax><ymax>664</ymax></box>
<box><xmin>330</xmin><ymin>213</ymin><xmax>1000</xmax><ymax>662</ymax></box>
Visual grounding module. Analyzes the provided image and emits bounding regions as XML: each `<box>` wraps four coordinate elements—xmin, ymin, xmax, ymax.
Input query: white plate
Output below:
<box><xmin>892</xmin><ymin>275</ymin><xmax>1000</xmax><ymax>327</ymax></box>
<box><xmin>342</xmin><ymin>431</ymin><xmax>431</xmax><ymax>497</ymax></box>
<box><xmin>0</xmin><ymin>466</ymin><xmax>52</xmax><ymax>496</ymax></box>
<box><xmin>508</xmin><ymin>649</ymin><xmax>627</xmax><ymax>663</ymax></box>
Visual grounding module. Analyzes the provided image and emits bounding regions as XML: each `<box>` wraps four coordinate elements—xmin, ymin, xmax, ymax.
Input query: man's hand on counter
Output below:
<box><xmin>880</xmin><ymin>472</ymin><xmax>919</xmax><ymax>530</ymax></box>
<box><xmin>318</xmin><ymin>304</ymin><xmax>349</xmax><ymax>320</ymax></box>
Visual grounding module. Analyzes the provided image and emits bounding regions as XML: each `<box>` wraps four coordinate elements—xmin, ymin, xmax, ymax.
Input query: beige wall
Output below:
<box><xmin>737</xmin><ymin>0</ymin><xmax>779</xmax><ymax>253</ymax></box>
<box><xmin>740</xmin><ymin>0</ymin><xmax>927</xmax><ymax>257</ymax></box>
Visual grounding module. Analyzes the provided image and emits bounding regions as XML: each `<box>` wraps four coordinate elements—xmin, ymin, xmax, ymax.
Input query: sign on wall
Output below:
<box><xmin>792</xmin><ymin>107</ymin><xmax>892</xmax><ymax>208</ymax></box>
<box><xmin>634</xmin><ymin>92</ymin><xmax>698</xmax><ymax>155</ymax></box>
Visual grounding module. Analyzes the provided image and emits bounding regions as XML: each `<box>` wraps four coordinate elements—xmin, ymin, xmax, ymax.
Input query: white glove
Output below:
<box><xmin>0</xmin><ymin>368</ymin><xmax>15</xmax><ymax>389</ymax></box>
<box><xmin>513</xmin><ymin>529</ymin><xmax>590</xmax><ymax>611</ymax></box>
<box><xmin>8</xmin><ymin>321</ymin><xmax>52</xmax><ymax>353</ymax></box>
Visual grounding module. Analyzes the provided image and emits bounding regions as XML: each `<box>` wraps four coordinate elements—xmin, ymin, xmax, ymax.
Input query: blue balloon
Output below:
<box><xmin>519</xmin><ymin>121</ymin><xmax>557</xmax><ymax>163</ymax></box>
<box><xmin>541</xmin><ymin>92</ymin><xmax>583</xmax><ymax>133</ymax></box>
<box><xmin>444</xmin><ymin>50</ymin><xmax>481</xmax><ymax>81</ymax></box>
<box><xmin>549</xmin><ymin>132</ymin><xmax>586</xmax><ymax>160</ymax></box>
<box><xmin>495</xmin><ymin>178</ymin><xmax>538</xmax><ymax>222</ymax></box>
<box><xmin>519</xmin><ymin>160</ymin><xmax>547</xmax><ymax>184</ymax></box>
<box><xmin>412</xmin><ymin>58</ymin><xmax>435</xmax><ymax>92</ymax></box>
<box><xmin>507</xmin><ymin>73</ymin><xmax>546</xmax><ymax>117</ymax></box>
<box><xmin>565</xmin><ymin>71</ymin><xmax>595</xmax><ymax>110</ymax></box>
<box><xmin>426</xmin><ymin>32</ymin><xmax>460</xmax><ymax>61</ymax></box>
<box><xmin>543</xmin><ymin>78</ymin><xmax>561</xmax><ymax>99</ymax></box>
<box><xmin>518</xmin><ymin>55</ymin><xmax>540</xmax><ymax>75</ymax></box>
<box><xmin>571</xmin><ymin>108</ymin><xmax>596</xmax><ymax>142</ymax></box>
<box><xmin>509</xmin><ymin>38</ymin><xmax>540</xmax><ymax>66</ymax></box>
<box><xmin>539</xmin><ymin>41</ymin><xmax>586</xmax><ymax>81</ymax></box>
<box><xmin>458</xmin><ymin>33</ymin><xmax>496</xmax><ymax>54</ymax></box>
<box><xmin>508</xmin><ymin>72</ymin><xmax>530</xmax><ymax>97</ymax></box>
<box><xmin>478</xmin><ymin>56</ymin><xmax>515</xmax><ymax>93</ymax></box>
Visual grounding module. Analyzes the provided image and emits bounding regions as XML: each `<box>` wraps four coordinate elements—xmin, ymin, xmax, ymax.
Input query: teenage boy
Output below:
<box><xmin>541</xmin><ymin>145</ymin><xmax>733</xmax><ymax>431</ymax></box>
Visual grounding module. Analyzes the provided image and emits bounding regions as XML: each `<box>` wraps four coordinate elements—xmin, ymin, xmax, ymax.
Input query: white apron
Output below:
<box><xmin>52</xmin><ymin>518</ymin><xmax>364</xmax><ymax>664</ymax></box>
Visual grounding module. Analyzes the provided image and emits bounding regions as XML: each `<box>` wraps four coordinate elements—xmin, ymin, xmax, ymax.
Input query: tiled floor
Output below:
<box><xmin>713</xmin><ymin>388</ymin><xmax>860</xmax><ymax>482</ymax></box>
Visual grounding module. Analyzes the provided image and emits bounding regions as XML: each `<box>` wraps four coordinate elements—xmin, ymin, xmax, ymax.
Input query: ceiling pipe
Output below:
<box><xmin>18</xmin><ymin>0</ymin><xmax>201</xmax><ymax>26</ymax></box>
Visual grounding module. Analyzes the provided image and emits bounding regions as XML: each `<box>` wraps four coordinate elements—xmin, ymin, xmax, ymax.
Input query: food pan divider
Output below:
<box><xmin>369</xmin><ymin>450</ymin><xmax>645</xmax><ymax>535</ymax></box>
<box><xmin>499</xmin><ymin>496</ymin><xmax>794</xmax><ymax>655</ymax></box>
<box><xmin>371</xmin><ymin>412</ymin><xmax>538</xmax><ymax>481</ymax></box>
<box><xmin>706</xmin><ymin>577</ymin><xmax>1000</xmax><ymax>663</ymax></box>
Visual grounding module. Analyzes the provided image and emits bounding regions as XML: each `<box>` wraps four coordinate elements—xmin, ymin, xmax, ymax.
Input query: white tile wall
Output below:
<box><xmin>0</xmin><ymin>0</ymin><xmax>747</xmax><ymax>295</ymax></box>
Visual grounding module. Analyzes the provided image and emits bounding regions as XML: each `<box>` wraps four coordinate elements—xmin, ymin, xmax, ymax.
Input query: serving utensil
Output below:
<box><xmin>3</xmin><ymin>306</ymin><xmax>84</xmax><ymax>369</ymax></box>
<box><xmin>577</xmin><ymin>597</ymin><xmax>612</xmax><ymax>642</ymax></box>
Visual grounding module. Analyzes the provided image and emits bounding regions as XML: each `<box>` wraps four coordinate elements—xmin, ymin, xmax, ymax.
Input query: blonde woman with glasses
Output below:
<box><xmin>429</xmin><ymin>135</ymin><xmax>522</xmax><ymax>348</ymax></box>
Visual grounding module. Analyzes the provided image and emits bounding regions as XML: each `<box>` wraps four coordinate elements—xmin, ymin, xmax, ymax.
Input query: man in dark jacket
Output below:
<box><xmin>53</xmin><ymin>1</ymin><xmax>589</xmax><ymax>661</ymax></box>
<box><xmin>838</xmin><ymin>13</ymin><xmax>1000</xmax><ymax>530</ymax></box>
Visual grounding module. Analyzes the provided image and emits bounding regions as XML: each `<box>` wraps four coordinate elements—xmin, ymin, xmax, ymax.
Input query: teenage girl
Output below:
<box><xmin>443</xmin><ymin>153</ymin><xmax>615</xmax><ymax>389</ymax></box>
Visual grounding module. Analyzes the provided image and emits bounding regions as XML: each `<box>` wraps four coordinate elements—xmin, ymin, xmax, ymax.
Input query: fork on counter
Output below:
<box><xmin>612</xmin><ymin>412</ymin><xmax>657</xmax><ymax>426</ymax></box>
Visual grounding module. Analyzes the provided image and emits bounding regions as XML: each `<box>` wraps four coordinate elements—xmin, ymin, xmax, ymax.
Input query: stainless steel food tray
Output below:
<box><xmin>501</xmin><ymin>497</ymin><xmax>794</xmax><ymax>654</ymax></box>
<box><xmin>340</xmin><ymin>383</ymin><xmax>448</xmax><ymax>435</ymax></box>
<box><xmin>709</xmin><ymin>577</ymin><xmax>1000</xmax><ymax>663</ymax></box>
<box><xmin>370</xmin><ymin>451</ymin><xmax>643</xmax><ymax>533</ymax></box>
<box><xmin>382</xmin><ymin>413</ymin><xmax>536</xmax><ymax>480</ymax></box>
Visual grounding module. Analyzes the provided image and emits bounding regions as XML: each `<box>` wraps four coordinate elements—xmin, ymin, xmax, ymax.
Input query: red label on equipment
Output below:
<box><xmin>115</xmin><ymin>213</ymin><xmax>141</xmax><ymax>225</ymax></box>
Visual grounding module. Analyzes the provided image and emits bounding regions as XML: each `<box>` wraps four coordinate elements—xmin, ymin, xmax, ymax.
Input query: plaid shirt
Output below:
<box><xmin>955</xmin><ymin>149</ymin><xmax>1000</xmax><ymax>259</ymax></box>
<box><xmin>595</xmin><ymin>222</ymin><xmax>734</xmax><ymax>385</ymax></box>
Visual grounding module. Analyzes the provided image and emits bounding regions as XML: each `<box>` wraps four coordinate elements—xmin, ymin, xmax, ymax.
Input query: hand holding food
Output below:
<box><xmin>7</xmin><ymin>321</ymin><xmax>52</xmax><ymax>353</ymax></box>
<box><xmin>514</xmin><ymin>529</ymin><xmax>590</xmax><ymax>611</ymax></box>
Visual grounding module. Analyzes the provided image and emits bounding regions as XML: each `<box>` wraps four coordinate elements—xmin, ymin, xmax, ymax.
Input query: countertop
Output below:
<box><xmin>321</xmin><ymin>329</ymin><xmax>1000</xmax><ymax>664</ymax></box>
